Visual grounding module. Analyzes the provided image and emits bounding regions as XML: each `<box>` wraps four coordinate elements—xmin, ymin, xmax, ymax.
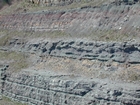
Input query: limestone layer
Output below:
<box><xmin>0</xmin><ymin>69</ymin><xmax>140</xmax><ymax>105</ymax></box>
<box><xmin>8</xmin><ymin>39</ymin><xmax>140</xmax><ymax>63</ymax></box>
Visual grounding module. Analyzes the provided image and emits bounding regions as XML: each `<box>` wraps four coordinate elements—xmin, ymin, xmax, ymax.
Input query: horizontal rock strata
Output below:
<box><xmin>0</xmin><ymin>69</ymin><xmax>140</xmax><ymax>105</ymax></box>
<box><xmin>0</xmin><ymin>3</ymin><xmax>140</xmax><ymax>35</ymax></box>
<box><xmin>0</xmin><ymin>1</ymin><xmax>140</xmax><ymax>105</ymax></box>
<box><xmin>7</xmin><ymin>39</ymin><xmax>140</xmax><ymax>63</ymax></box>
<box><xmin>28</xmin><ymin>0</ymin><xmax>89</xmax><ymax>6</ymax></box>
<box><xmin>28</xmin><ymin>0</ymin><xmax>140</xmax><ymax>7</ymax></box>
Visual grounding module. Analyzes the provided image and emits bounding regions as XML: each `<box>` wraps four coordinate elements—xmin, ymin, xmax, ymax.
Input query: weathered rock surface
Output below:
<box><xmin>0</xmin><ymin>69</ymin><xmax>139</xmax><ymax>105</ymax></box>
<box><xmin>0</xmin><ymin>1</ymin><xmax>140</xmax><ymax>105</ymax></box>
<box><xmin>0</xmin><ymin>3</ymin><xmax>140</xmax><ymax>36</ymax></box>
<box><xmin>28</xmin><ymin>0</ymin><xmax>84</xmax><ymax>6</ymax></box>
<box><xmin>28</xmin><ymin>0</ymin><xmax>140</xmax><ymax>7</ymax></box>
<box><xmin>7</xmin><ymin>39</ymin><xmax>140</xmax><ymax>63</ymax></box>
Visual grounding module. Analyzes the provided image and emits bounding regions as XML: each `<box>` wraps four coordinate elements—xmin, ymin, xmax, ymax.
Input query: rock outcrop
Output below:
<box><xmin>0</xmin><ymin>69</ymin><xmax>140</xmax><ymax>105</ymax></box>
<box><xmin>0</xmin><ymin>3</ymin><xmax>140</xmax><ymax>36</ymax></box>
<box><xmin>0</xmin><ymin>65</ymin><xmax>8</xmax><ymax>98</ymax></box>
<box><xmin>28</xmin><ymin>0</ymin><xmax>140</xmax><ymax>6</ymax></box>
<box><xmin>8</xmin><ymin>39</ymin><xmax>140</xmax><ymax>63</ymax></box>
<box><xmin>0</xmin><ymin>1</ymin><xmax>140</xmax><ymax>105</ymax></box>
<box><xmin>28</xmin><ymin>0</ymin><xmax>77</xmax><ymax>6</ymax></box>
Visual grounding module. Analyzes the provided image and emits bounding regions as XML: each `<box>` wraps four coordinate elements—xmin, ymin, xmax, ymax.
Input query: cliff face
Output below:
<box><xmin>0</xmin><ymin>67</ymin><xmax>140</xmax><ymax>105</ymax></box>
<box><xmin>0</xmin><ymin>3</ymin><xmax>140</xmax><ymax>41</ymax></box>
<box><xmin>8</xmin><ymin>39</ymin><xmax>140</xmax><ymax>63</ymax></box>
<box><xmin>0</xmin><ymin>1</ymin><xmax>140</xmax><ymax>105</ymax></box>
<box><xmin>28</xmin><ymin>0</ymin><xmax>140</xmax><ymax>6</ymax></box>
<box><xmin>0</xmin><ymin>36</ymin><xmax>140</xmax><ymax>105</ymax></box>
<box><xmin>28</xmin><ymin>0</ymin><xmax>76</xmax><ymax>6</ymax></box>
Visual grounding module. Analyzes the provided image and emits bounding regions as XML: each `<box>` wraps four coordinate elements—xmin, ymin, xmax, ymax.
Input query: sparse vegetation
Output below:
<box><xmin>0</xmin><ymin>51</ymin><xmax>29</xmax><ymax>72</ymax></box>
<box><xmin>0</xmin><ymin>29</ymin><xmax>137</xmax><ymax>43</ymax></box>
<box><xmin>0</xmin><ymin>0</ymin><xmax>140</xmax><ymax>105</ymax></box>
<box><xmin>0</xmin><ymin>35</ymin><xmax>12</xmax><ymax>46</ymax></box>
<box><xmin>0</xmin><ymin>29</ymin><xmax>71</xmax><ymax>42</ymax></box>
<box><xmin>78</xmin><ymin>29</ymin><xmax>136</xmax><ymax>42</ymax></box>
<box><xmin>0</xmin><ymin>0</ymin><xmax>112</xmax><ymax>15</ymax></box>
<box><xmin>0</xmin><ymin>96</ymin><xmax>27</xmax><ymax>105</ymax></box>
<box><xmin>117</xmin><ymin>69</ymin><xmax>140</xmax><ymax>82</ymax></box>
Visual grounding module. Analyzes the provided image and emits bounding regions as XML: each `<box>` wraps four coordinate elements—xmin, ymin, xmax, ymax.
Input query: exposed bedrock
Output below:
<box><xmin>0</xmin><ymin>1</ymin><xmax>140</xmax><ymax>105</ymax></box>
<box><xmin>0</xmin><ymin>3</ymin><xmax>140</xmax><ymax>35</ymax></box>
<box><xmin>28</xmin><ymin>0</ymin><xmax>140</xmax><ymax>6</ymax></box>
<box><xmin>8</xmin><ymin>39</ymin><xmax>140</xmax><ymax>63</ymax></box>
<box><xmin>28</xmin><ymin>0</ymin><xmax>92</xmax><ymax>6</ymax></box>
<box><xmin>0</xmin><ymin>69</ymin><xmax>140</xmax><ymax>105</ymax></box>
